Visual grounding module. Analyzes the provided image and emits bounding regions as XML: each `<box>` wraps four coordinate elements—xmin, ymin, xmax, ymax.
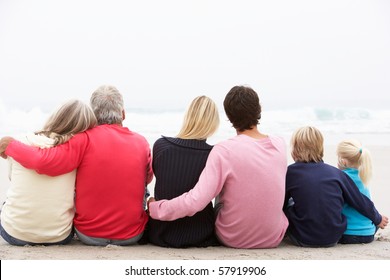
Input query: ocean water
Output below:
<box><xmin>118</xmin><ymin>106</ymin><xmax>390</xmax><ymax>148</ymax></box>
<box><xmin>1</xmin><ymin>105</ymin><xmax>390</xmax><ymax>147</ymax></box>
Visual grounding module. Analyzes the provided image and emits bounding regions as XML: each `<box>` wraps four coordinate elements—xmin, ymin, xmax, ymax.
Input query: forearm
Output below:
<box><xmin>355</xmin><ymin>195</ymin><xmax>382</xmax><ymax>225</ymax></box>
<box><xmin>149</xmin><ymin>149</ymin><xmax>226</xmax><ymax>220</ymax></box>
<box><xmin>6</xmin><ymin>136</ymin><xmax>85</xmax><ymax>176</ymax></box>
<box><xmin>149</xmin><ymin>184</ymin><xmax>216</xmax><ymax>221</ymax></box>
<box><xmin>149</xmin><ymin>156</ymin><xmax>225</xmax><ymax>221</ymax></box>
<box><xmin>343</xmin><ymin>177</ymin><xmax>382</xmax><ymax>225</ymax></box>
<box><xmin>6</xmin><ymin>140</ymin><xmax>47</xmax><ymax>171</ymax></box>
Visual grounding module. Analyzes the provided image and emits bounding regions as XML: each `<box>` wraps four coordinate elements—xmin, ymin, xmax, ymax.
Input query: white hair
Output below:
<box><xmin>90</xmin><ymin>85</ymin><xmax>124</xmax><ymax>125</ymax></box>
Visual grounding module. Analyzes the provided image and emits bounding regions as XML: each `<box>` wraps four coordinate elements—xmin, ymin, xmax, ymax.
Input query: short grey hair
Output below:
<box><xmin>90</xmin><ymin>85</ymin><xmax>124</xmax><ymax>125</ymax></box>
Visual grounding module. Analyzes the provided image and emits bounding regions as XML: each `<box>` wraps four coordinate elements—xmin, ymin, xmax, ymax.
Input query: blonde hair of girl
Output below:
<box><xmin>337</xmin><ymin>139</ymin><xmax>372</xmax><ymax>185</ymax></box>
<box><xmin>37</xmin><ymin>99</ymin><xmax>97</xmax><ymax>146</ymax></box>
<box><xmin>177</xmin><ymin>95</ymin><xmax>220</xmax><ymax>140</ymax></box>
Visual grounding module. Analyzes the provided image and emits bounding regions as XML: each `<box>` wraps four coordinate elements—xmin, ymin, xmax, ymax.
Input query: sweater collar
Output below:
<box><xmin>344</xmin><ymin>167</ymin><xmax>359</xmax><ymax>174</ymax></box>
<box><xmin>162</xmin><ymin>136</ymin><xmax>213</xmax><ymax>150</ymax></box>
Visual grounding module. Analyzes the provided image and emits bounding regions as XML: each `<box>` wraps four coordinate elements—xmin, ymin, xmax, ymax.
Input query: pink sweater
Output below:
<box><xmin>149</xmin><ymin>134</ymin><xmax>288</xmax><ymax>248</ymax></box>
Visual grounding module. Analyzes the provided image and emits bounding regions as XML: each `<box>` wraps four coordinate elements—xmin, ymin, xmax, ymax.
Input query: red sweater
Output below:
<box><xmin>6</xmin><ymin>124</ymin><xmax>153</xmax><ymax>240</ymax></box>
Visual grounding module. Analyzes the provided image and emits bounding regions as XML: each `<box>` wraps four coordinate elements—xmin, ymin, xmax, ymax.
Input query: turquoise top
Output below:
<box><xmin>342</xmin><ymin>168</ymin><xmax>376</xmax><ymax>236</ymax></box>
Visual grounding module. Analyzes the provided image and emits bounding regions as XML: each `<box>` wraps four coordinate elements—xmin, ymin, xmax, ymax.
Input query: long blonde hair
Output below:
<box><xmin>177</xmin><ymin>96</ymin><xmax>220</xmax><ymax>140</ymax></box>
<box><xmin>37</xmin><ymin>99</ymin><xmax>97</xmax><ymax>146</ymax></box>
<box><xmin>290</xmin><ymin>126</ymin><xmax>324</xmax><ymax>163</ymax></box>
<box><xmin>337</xmin><ymin>139</ymin><xmax>372</xmax><ymax>185</ymax></box>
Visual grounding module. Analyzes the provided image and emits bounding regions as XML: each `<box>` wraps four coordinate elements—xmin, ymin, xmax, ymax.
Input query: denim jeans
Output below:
<box><xmin>75</xmin><ymin>228</ymin><xmax>143</xmax><ymax>246</ymax></box>
<box><xmin>0</xmin><ymin>223</ymin><xmax>74</xmax><ymax>246</ymax></box>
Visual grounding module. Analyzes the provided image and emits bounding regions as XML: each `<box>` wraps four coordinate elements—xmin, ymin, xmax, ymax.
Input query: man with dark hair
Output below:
<box><xmin>223</xmin><ymin>85</ymin><xmax>261</xmax><ymax>131</ymax></box>
<box><xmin>149</xmin><ymin>85</ymin><xmax>288</xmax><ymax>249</ymax></box>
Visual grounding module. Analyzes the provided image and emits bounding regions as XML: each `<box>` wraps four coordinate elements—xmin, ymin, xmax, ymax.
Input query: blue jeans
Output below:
<box><xmin>75</xmin><ymin>228</ymin><xmax>143</xmax><ymax>246</ymax></box>
<box><xmin>0</xmin><ymin>223</ymin><xmax>74</xmax><ymax>246</ymax></box>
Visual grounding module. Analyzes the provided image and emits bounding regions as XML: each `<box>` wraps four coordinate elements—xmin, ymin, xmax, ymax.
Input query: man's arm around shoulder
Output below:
<box><xmin>4</xmin><ymin>133</ymin><xmax>89</xmax><ymax>176</ymax></box>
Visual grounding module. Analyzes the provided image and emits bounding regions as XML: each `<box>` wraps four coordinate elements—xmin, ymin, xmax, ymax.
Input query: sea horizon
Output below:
<box><xmin>1</xmin><ymin>103</ymin><xmax>390</xmax><ymax>148</ymax></box>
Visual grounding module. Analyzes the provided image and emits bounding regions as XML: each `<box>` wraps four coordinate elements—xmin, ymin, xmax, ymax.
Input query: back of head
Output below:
<box><xmin>177</xmin><ymin>95</ymin><xmax>220</xmax><ymax>140</ymax></box>
<box><xmin>223</xmin><ymin>85</ymin><xmax>261</xmax><ymax>132</ymax></box>
<box><xmin>39</xmin><ymin>99</ymin><xmax>97</xmax><ymax>145</ymax></box>
<box><xmin>90</xmin><ymin>85</ymin><xmax>124</xmax><ymax>125</ymax></box>
<box><xmin>337</xmin><ymin>139</ymin><xmax>372</xmax><ymax>185</ymax></box>
<box><xmin>291</xmin><ymin>126</ymin><xmax>324</xmax><ymax>163</ymax></box>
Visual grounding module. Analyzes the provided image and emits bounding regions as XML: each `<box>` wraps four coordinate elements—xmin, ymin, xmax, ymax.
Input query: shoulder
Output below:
<box><xmin>125</xmin><ymin>127</ymin><xmax>149</xmax><ymax>144</ymax></box>
<box><xmin>288</xmin><ymin>161</ymin><xmax>338</xmax><ymax>173</ymax></box>
<box><xmin>324</xmin><ymin>163</ymin><xmax>347</xmax><ymax>176</ymax></box>
<box><xmin>267</xmin><ymin>135</ymin><xmax>287</xmax><ymax>154</ymax></box>
<box><xmin>20</xmin><ymin>133</ymin><xmax>55</xmax><ymax>148</ymax></box>
<box><xmin>153</xmin><ymin>136</ymin><xmax>172</xmax><ymax>151</ymax></box>
<box><xmin>154</xmin><ymin>136</ymin><xmax>171</xmax><ymax>146</ymax></box>
<box><xmin>343</xmin><ymin>168</ymin><xmax>359</xmax><ymax>178</ymax></box>
<box><xmin>316</xmin><ymin>162</ymin><xmax>352</xmax><ymax>181</ymax></box>
<box><xmin>268</xmin><ymin>134</ymin><xmax>284</xmax><ymax>142</ymax></box>
<box><xmin>70</xmin><ymin>130</ymin><xmax>90</xmax><ymax>142</ymax></box>
<box><xmin>268</xmin><ymin>135</ymin><xmax>286</xmax><ymax>147</ymax></box>
<box><xmin>155</xmin><ymin>136</ymin><xmax>212</xmax><ymax>150</ymax></box>
<box><xmin>213</xmin><ymin>138</ymin><xmax>233</xmax><ymax>151</ymax></box>
<box><xmin>209</xmin><ymin>140</ymin><xmax>233</xmax><ymax>160</ymax></box>
<box><xmin>131</xmin><ymin>130</ymin><xmax>149</xmax><ymax>144</ymax></box>
<box><xmin>97</xmin><ymin>125</ymin><xmax>149</xmax><ymax>144</ymax></box>
<box><xmin>211</xmin><ymin>136</ymin><xmax>250</xmax><ymax>156</ymax></box>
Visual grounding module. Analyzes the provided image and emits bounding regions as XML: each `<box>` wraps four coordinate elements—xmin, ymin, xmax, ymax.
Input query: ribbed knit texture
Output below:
<box><xmin>147</xmin><ymin>136</ymin><xmax>219</xmax><ymax>248</ymax></box>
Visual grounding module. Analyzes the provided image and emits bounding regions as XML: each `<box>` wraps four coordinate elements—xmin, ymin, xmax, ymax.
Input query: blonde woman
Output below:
<box><xmin>147</xmin><ymin>95</ymin><xmax>220</xmax><ymax>247</ymax></box>
<box><xmin>337</xmin><ymin>140</ymin><xmax>387</xmax><ymax>244</ymax></box>
<box><xmin>284</xmin><ymin>126</ymin><xmax>387</xmax><ymax>247</ymax></box>
<box><xmin>0</xmin><ymin>100</ymin><xmax>97</xmax><ymax>246</ymax></box>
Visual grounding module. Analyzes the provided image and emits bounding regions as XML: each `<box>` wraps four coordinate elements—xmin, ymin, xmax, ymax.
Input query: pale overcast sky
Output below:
<box><xmin>0</xmin><ymin>0</ymin><xmax>389</xmax><ymax>112</ymax></box>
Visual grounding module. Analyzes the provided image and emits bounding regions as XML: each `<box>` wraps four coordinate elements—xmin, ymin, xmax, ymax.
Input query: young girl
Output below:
<box><xmin>0</xmin><ymin>99</ymin><xmax>97</xmax><ymax>246</ymax></box>
<box><xmin>284</xmin><ymin>126</ymin><xmax>387</xmax><ymax>247</ymax></box>
<box><xmin>337</xmin><ymin>140</ymin><xmax>378</xmax><ymax>244</ymax></box>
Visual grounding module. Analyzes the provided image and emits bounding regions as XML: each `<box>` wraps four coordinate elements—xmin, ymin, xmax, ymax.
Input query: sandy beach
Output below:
<box><xmin>1</xmin><ymin>145</ymin><xmax>390</xmax><ymax>260</ymax></box>
<box><xmin>0</xmin><ymin>228</ymin><xmax>389</xmax><ymax>260</ymax></box>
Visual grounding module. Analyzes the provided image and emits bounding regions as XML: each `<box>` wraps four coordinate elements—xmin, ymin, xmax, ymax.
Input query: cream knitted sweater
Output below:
<box><xmin>1</xmin><ymin>133</ymin><xmax>75</xmax><ymax>243</ymax></box>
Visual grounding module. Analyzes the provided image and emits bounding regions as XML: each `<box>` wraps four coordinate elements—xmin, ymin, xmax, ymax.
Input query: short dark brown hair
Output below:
<box><xmin>223</xmin><ymin>86</ymin><xmax>261</xmax><ymax>132</ymax></box>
